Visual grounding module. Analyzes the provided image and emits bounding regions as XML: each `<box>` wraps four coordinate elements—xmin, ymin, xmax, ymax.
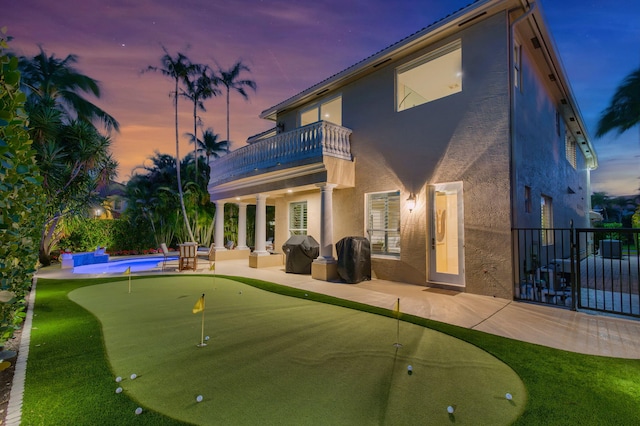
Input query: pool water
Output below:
<box><xmin>72</xmin><ymin>256</ymin><xmax>177</xmax><ymax>274</ymax></box>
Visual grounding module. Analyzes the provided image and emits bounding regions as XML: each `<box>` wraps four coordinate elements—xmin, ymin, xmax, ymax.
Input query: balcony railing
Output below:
<box><xmin>209</xmin><ymin>121</ymin><xmax>352</xmax><ymax>186</ymax></box>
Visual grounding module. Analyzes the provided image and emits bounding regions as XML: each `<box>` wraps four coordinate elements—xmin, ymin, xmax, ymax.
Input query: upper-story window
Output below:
<box><xmin>396</xmin><ymin>39</ymin><xmax>462</xmax><ymax>111</ymax></box>
<box><xmin>565</xmin><ymin>132</ymin><xmax>577</xmax><ymax>169</ymax></box>
<box><xmin>300</xmin><ymin>96</ymin><xmax>342</xmax><ymax>126</ymax></box>
<box><xmin>514</xmin><ymin>40</ymin><xmax>522</xmax><ymax>91</ymax></box>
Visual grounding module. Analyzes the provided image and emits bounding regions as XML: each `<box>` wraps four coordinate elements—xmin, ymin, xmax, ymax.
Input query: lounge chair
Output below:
<box><xmin>160</xmin><ymin>243</ymin><xmax>171</xmax><ymax>271</ymax></box>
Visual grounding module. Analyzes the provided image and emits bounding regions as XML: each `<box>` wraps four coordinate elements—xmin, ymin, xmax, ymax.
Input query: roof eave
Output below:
<box><xmin>259</xmin><ymin>0</ymin><xmax>504</xmax><ymax>121</ymax></box>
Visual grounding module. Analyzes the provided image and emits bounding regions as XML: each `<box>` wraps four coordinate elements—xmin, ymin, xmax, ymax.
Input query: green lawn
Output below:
<box><xmin>20</xmin><ymin>276</ymin><xmax>640</xmax><ymax>425</ymax></box>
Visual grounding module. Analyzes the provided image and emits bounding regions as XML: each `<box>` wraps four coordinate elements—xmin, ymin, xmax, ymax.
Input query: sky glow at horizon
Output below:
<box><xmin>4</xmin><ymin>0</ymin><xmax>640</xmax><ymax>196</ymax></box>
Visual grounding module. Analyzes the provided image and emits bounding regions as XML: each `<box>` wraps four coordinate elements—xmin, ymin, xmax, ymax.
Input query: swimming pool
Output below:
<box><xmin>72</xmin><ymin>256</ymin><xmax>177</xmax><ymax>274</ymax></box>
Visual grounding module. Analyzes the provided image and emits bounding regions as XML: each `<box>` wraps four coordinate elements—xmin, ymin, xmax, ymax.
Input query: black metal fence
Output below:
<box><xmin>512</xmin><ymin>227</ymin><xmax>640</xmax><ymax>318</ymax></box>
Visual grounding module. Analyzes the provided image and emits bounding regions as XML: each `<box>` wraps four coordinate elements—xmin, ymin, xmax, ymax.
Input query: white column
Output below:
<box><xmin>316</xmin><ymin>183</ymin><xmax>337</xmax><ymax>263</ymax></box>
<box><xmin>214</xmin><ymin>200</ymin><xmax>226</xmax><ymax>251</ymax></box>
<box><xmin>237</xmin><ymin>202</ymin><xmax>249</xmax><ymax>250</ymax></box>
<box><xmin>254</xmin><ymin>194</ymin><xmax>268</xmax><ymax>255</ymax></box>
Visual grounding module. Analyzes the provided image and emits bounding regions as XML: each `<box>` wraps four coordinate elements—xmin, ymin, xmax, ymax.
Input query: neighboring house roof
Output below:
<box><xmin>259</xmin><ymin>0</ymin><xmax>597</xmax><ymax>169</ymax></box>
<box><xmin>97</xmin><ymin>181</ymin><xmax>126</xmax><ymax>198</ymax></box>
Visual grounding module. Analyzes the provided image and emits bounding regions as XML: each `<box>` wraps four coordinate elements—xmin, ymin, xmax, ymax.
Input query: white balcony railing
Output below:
<box><xmin>209</xmin><ymin>121</ymin><xmax>352</xmax><ymax>186</ymax></box>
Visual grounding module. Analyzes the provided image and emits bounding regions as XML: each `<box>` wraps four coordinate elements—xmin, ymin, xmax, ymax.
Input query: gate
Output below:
<box><xmin>512</xmin><ymin>227</ymin><xmax>639</xmax><ymax>318</ymax></box>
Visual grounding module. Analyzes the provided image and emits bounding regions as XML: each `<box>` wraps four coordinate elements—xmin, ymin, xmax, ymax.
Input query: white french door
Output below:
<box><xmin>428</xmin><ymin>182</ymin><xmax>465</xmax><ymax>286</ymax></box>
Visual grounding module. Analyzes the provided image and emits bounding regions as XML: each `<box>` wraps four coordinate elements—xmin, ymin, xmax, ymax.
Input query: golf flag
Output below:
<box><xmin>123</xmin><ymin>267</ymin><xmax>131</xmax><ymax>275</ymax></box>
<box><xmin>209</xmin><ymin>262</ymin><xmax>215</xmax><ymax>271</ymax></box>
<box><xmin>393</xmin><ymin>298</ymin><xmax>400</xmax><ymax>318</ymax></box>
<box><xmin>193</xmin><ymin>294</ymin><xmax>205</xmax><ymax>314</ymax></box>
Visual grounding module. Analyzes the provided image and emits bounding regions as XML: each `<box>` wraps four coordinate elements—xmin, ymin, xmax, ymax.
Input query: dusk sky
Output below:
<box><xmin>5</xmin><ymin>0</ymin><xmax>640</xmax><ymax>196</ymax></box>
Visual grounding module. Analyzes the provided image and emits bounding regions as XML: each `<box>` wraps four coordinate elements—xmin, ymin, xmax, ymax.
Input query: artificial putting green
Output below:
<box><xmin>68</xmin><ymin>276</ymin><xmax>525</xmax><ymax>425</ymax></box>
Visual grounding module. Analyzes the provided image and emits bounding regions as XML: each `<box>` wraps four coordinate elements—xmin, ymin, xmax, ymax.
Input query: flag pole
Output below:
<box><xmin>393</xmin><ymin>297</ymin><xmax>402</xmax><ymax>348</ymax></box>
<box><xmin>193</xmin><ymin>293</ymin><xmax>206</xmax><ymax>347</ymax></box>
<box><xmin>123</xmin><ymin>267</ymin><xmax>132</xmax><ymax>293</ymax></box>
<box><xmin>200</xmin><ymin>304</ymin><xmax>205</xmax><ymax>347</ymax></box>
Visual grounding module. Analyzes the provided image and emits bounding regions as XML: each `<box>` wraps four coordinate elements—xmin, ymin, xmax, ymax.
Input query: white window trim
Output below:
<box><xmin>298</xmin><ymin>94</ymin><xmax>342</xmax><ymax>127</ymax></box>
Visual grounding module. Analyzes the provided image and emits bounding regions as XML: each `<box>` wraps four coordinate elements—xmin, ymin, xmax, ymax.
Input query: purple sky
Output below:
<box><xmin>5</xmin><ymin>0</ymin><xmax>640</xmax><ymax>196</ymax></box>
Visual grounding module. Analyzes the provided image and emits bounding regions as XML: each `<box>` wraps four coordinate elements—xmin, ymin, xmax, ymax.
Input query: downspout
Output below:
<box><xmin>509</xmin><ymin>2</ymin><xmax>536</xmax><ymax>229</ymax></box>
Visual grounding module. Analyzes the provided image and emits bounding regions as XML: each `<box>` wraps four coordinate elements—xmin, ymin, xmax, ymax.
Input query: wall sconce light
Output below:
<box><xmin>406</xmin><ymin>193</ymin><xmax>416</xmax><ymax>212</ymax></box>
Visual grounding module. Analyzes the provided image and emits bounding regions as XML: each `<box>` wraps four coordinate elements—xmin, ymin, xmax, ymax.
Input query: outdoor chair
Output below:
<box><xmin>178</xmin><ymin>243</ymin><xmax>198</xmax><ymax>271</ymax></box>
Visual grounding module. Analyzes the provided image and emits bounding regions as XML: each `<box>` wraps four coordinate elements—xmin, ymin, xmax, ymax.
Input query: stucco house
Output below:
<box><xmin>207</xmin><ymin>0</ymin><xmax>597</xmax><ymax>299</ymax></box>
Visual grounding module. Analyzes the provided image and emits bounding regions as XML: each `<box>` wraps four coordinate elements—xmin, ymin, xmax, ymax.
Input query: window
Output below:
<box><xmin>289</xmin><ymin>202</ymin><xmax>307</xmax><ymax>235</ymax></box>
<box><xmin>300</xmin><ymin>96</ymin><xmax>342</xmax><ymax>126</ymax></box>
<box><xmin>565</xmin><ymin>133</ymin><xmax>577</xmax><ymax>169</ymax></box>
<box><xmin>513</xmin><ymin>41</ymin><xmax>522</xmax><ymax>90</ymax></box>
<box><xmin>396</xmin><ymin>40</ymin><xmax>462</xmax><ymax>111</ymax></box>
<box><xmin>366</xmin><ymin>191</ymin><xmax>401</xmax><ymax>256</ymax></box>
<box><xmin>541</xmin><ymin>195</ymin><xmax>553</xmax><ymax>245</ymax></box>
<box><xmin>524</xmin><ymin>186</ymin><xmax>532</xmax><ymax>213</ymax></box>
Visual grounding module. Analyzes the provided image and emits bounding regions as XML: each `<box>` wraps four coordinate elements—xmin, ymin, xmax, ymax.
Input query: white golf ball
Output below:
<box><xmin>447</xmin><ymin>406</ymin><xmax>454</xmax><ymax>414</ymax></box>
<box><xmin>115</xmin><ymin>376</ymin><xmax>122</xmax><ymax>383</ymax></box>
<box><xmin>305</xmin><ymin>294</ymin><xmax>308</xmax><ymax>297</ymax></box>
<box><xmin>130</xmin><ymin>373</ymin><xmax>137</xmax><ymax>380</ymax></box>
<box><xmin>506</xmin><ymin>393</ymin><xmax>513</xmax><ymax>400</ymax></box>
<box><xmin>115</xmin><ymin>387</ymin><xmax>123</xmax><ymax>394</ymax></box>
<box><xmin>204</xmin><ymin>336</ymin><xmax>210</xmax><ymax>341</ymax></box>
<box><xmin>196</xmin><ymin>395</ymin><xmax>203</xmax><ymax>402</ymax></box>
<box><xmin>135</xmin><ymin>407</ymin><xmax>143</xmax><ymax>415</ymax></box>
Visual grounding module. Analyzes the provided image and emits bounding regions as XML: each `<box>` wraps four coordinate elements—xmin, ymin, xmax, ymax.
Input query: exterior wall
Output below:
<box><xmin>512</xmin><ymin>29</ymin><xmax>592</xmax><ymax>235</ymax></box>
<box><xmin>278</xmin><ymin>12</ymin><xmax>513</xmax><ymax>297</ymax></box>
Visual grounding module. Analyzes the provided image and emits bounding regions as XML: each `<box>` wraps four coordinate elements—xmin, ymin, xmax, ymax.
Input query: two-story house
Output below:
<box><xmin>207</xmin><ymin>0</ymin><xmax>597</xmax><ymax>299</ymax></box>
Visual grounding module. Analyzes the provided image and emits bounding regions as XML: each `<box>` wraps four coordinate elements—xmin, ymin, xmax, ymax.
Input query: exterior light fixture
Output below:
<box><xmin>406</xmin><ymin>193</ymin><xmax>416</xmax><ymax>212</ymax></box>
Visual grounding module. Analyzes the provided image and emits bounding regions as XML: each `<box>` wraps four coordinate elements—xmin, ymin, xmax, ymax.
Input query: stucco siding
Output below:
<box><xmin>301</xmin><ymin>12</ymin><xmax>513</xmax><ymax>295</ymax></box>
<box><xmin>512</xmin><ymin>28</ymin><xmax>591</xmax><ymax>233</ymax></box>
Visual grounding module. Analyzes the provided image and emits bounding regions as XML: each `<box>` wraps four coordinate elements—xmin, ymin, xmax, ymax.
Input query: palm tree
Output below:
<box><xmin>216</xmin><ymin>61</ymin><xmax>256</xmax><ymax>151</ymax></box>
<box><xmin>181</xmin><ymin>67</ymin><xmax>219</xmax><ymax>185</ymax></box>
<box><xmin>596</xmin><ymin>67</ymin><xmax>640</xmax><ymax>138</ymax></box>
<box><xmin>19</xmin><ymin>47</ymin><xmax>119</xmax><ymax>132</ymax></box>
<box><xmin>145</xmin><ymin>46</ymin><xmax>198</xmax><ymax>243</ymax></box>
<box><xmin>186</xmin><ymin>127</ymin><xmax>229</xmax><ymax>172</ymax></box>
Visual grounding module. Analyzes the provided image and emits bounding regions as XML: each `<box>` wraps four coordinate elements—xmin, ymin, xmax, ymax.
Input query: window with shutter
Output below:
<box><xmin>366</xmin><ymin>191</ymin><xmax>401</xmax><ymax>256</ymax></box>
<box><xmin>541</xmin><ymin>195</ymin><xmax>553</xmax><ymax>245</ymax></box>
<box><xmin>289</xmin><ymin>202</ymin><xmax>307</xmax><ymax>235</ymax></box>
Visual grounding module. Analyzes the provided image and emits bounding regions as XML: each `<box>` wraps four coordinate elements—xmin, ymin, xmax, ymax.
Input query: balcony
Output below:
<box><xmin>208</xmin><ymin>121</ymin><xmax>353</xmax><ymax>189</ymax></box>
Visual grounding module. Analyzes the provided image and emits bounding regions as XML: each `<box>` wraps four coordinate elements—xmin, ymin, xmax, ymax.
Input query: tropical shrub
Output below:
<box><xmin>0</xmin><ymin>28</ymin><xmax>44</xmax><ymax>344</ymax></box>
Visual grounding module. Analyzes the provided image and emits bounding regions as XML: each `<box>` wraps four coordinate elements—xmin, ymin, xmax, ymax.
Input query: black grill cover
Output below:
<box><xmin>282</xmin><ymin>235</ymin><xmax>320</xmax><ymax>274</ymax></box>
<box><xmin>336</xmin><ymin>236</ymin><xmax>371</xmax><ymax>284</ymax></box>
